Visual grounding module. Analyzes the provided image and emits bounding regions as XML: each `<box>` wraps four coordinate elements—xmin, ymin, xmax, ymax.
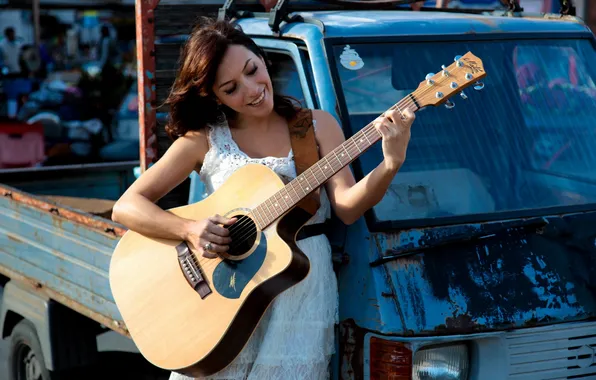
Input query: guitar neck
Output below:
<box><xmin>249</xmin><ymin>51</ymin><xmax>488</xmax><ymax>230</ymax></box>
<box><xmin>251</xmin><ymin>94</ymin><xmax>420</xmax><ymax>230</ymax></box>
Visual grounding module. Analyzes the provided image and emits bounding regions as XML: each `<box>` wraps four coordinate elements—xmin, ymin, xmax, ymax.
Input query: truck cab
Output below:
<box><xmin>0</xmin><ymin>0</ymin><xmax>594</xmax><ymax>379</ymax></box>
<box><xmin>141</xmin><ymin>1</ymin><xmax>596</xmax><ymax>378</ymax></box>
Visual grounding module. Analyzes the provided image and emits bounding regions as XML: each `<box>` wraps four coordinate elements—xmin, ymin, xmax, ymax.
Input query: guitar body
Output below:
<box><xmin>109</xmin><ymin>163</ymin><xmax>312</xmax><ymax>377</ymax></box>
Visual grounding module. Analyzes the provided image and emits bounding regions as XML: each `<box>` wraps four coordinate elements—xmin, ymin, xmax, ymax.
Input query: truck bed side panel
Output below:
<box><xmin>0</xmin><ymin>184</ymin><xmax>128</xmax><ymax>335</ymax></box>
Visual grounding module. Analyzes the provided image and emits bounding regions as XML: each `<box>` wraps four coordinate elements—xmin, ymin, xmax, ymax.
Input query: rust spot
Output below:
<box><xmin>466</xmin><ymin>15</ymin><xmax>499</xmax><ymax>27</ymax></box>
<box><xmin>136</xmin><ymin>0</ymin><xmax>161</xmax><ymax>171</ymax></box>
<box><xmin>445</xmin><ymin>313</ymin><xmax>476</xmax><ymax>330</ymax></box>
<box><xmin>6</xmin><ymin>234</ymin><xmax>23</xmax><ymax>243</ymax></box>
<box><xmin>523</xmin><ymin>314</ymin><xmax>556</xmax><ymax>327</ymax></box>
<box><xmin>0</xmin><ymin>184</ymin><xmax>126</xmax><ymax>238</ymax></box>
<box><xmin>434</xmin><ymin>314</ymin><xmax>480</xmax><ymax>333</ymax></box>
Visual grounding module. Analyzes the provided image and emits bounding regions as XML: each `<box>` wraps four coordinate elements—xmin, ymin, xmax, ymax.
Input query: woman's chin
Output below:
<box><xmin>244</xmin><ymin>100</ymin><xmax>274</xmax><ymax>117</ymax></box>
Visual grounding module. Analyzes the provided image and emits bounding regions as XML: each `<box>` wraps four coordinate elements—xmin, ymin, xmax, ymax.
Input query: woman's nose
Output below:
<box><xmin>244</xmin><ymin>79</ymin><xmax>261</xmax><ymax>97</ymax></box>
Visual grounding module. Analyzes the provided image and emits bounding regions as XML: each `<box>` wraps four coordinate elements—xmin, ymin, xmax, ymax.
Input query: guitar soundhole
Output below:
<box><xmin>226</xmin><ymin>215</ymin><xmax>258</xmax><ymax>257</ymax></box>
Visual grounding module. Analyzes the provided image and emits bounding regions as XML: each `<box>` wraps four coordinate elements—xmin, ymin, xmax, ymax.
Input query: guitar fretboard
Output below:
<box><xmin>250</xmin><ymin>99</ymin><xmax>419</xmax><ymax>230</ymax></box>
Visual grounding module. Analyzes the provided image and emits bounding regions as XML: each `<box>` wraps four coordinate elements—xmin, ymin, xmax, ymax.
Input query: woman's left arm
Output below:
<box><xmin>314</xmin><ymin>109</ymin><xmax>415</xmax><ymax>225</ymax></box>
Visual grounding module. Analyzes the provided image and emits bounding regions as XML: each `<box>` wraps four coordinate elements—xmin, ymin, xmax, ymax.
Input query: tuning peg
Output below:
<box><xmin>454</xmin><ymin>55</ymin><xmax>463</xmax><ymax>67</ymax></box>
<box><xmin>445</xmin><ymin>99</ymin><xmax>455</xmax><ymax>109</ymax></box>
<box><xmin>460</xmin><ymin>91</ymin><xmax>468</xmax><ymax>100</ymax></box>
<box><xmin>425</xmin><ymin>73</ymin><xmax>435</xmax><ymax>85</ymax></box>
<box><xmin>441</xmin><ymin>65</ymin><xmax>450</xmax><ymax>77</ymax></box>
<box><xmin>474</xmin><ymin>81</ymin><xmax>485</xmax><ymax>91</ymax></box>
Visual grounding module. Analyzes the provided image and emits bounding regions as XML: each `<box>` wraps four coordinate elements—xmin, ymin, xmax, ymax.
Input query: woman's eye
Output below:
<box><xmin>224</xmin><ymin>86</ymin><xmax>236</xmax><ymax>95</ymax></box>
<box><xmin>248</xmin><ymin>66</ymin><xmax>258</xmax><ymax>75</ymax></box>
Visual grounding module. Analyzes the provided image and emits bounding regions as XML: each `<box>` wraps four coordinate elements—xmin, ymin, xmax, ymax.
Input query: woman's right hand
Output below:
<box><xmin>184</xmin><ymin>215</ymin><xmax>237</xmax><ymax>258</ymax></box>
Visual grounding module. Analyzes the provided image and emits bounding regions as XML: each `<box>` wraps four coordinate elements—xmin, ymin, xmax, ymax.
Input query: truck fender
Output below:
<box><xmin>0</xmin><ymin>280</ymin><xmax>54</xmax><ymax>371</ymax></box>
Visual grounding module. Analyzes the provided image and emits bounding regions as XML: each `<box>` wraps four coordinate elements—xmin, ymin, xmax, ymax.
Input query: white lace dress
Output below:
<box><xmin>169</xmin><ymin>119</ymin><xmax>339</xmax><ymax>380</ymax></box>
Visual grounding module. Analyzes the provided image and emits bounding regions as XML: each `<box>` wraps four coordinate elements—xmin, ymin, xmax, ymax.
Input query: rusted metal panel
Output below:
<box><xmin>0</xmin><ymin>184</ymin><xmax>130</xmax><ymax>336</ymax></box>
<box><xmin>136</xmin><ymin>0</ymin><xmax>161</xmax><ymax>172</ymax></box>
<box><xmin>370</xmin><ymin>211</ymin><xmax>596</xmax><ymax>336</ymax></box>
<box><xmin>0</xmin><ymin>184</ymin><xmax>126</xmax><ymax>237</ymax></box>
<box><xmin>0</xmin><ymin>266</ymin><xmax>129</xmax><ymax>337</ymax></box>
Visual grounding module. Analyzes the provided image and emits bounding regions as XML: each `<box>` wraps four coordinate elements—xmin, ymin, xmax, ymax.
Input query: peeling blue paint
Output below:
<box><xmin>340</xmin><ymin>211</ymin><xmax>596</xmax><ymax>336</ymax></box>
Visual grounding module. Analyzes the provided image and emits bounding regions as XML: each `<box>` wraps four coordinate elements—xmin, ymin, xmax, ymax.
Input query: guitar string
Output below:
<box><xmin>196</xmin><ymin>79</ymin><xmax>459</xmax><ymax>270</ymax></box>
<box><xmin>195</xmin><ymin>99</ymin><xmax>419</xmax><ymax>271</ymax></box>
<box><xmin>192</xmin><ymin>113</ymin><xmax>414</xmax><ymax>273</ymax></box>
<box><xmin>193</xmin><ymin>64</ymin><xmax>478</xmax><ymax>268</ymax></box>
<box><xmin>190</xmin><ymin>97</ymin><xmax>419</xmax><ymax>273</ymax></box>
<box><xmin>194</xmin><ymin>98</ymin><xmax>424</xmax><ymax>273</ymax></box>
<box><xmin>225</xmin><ymin>95</ymin><xmax>419</xmax><ymax>244</ymax></box>
<box><xmin>224</xmin><ymin>100</ymin><xmax>418</xmax><ymax>252</ymax></box>
<box><xmin>226</xmin><ymin>62</ymin><xmax>477</xmax><ymax>246</ymax></box>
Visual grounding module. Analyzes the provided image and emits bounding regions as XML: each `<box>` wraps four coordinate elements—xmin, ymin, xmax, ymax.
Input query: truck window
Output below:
<box><xmin>266</xmin><ymin>51</ymin><xmax>306</xmax><ymax>106</ymax></box>
<box><xmin>329</xmin><ymin>38</ymin><xmax>596</xmax><ymax>225</ymax></box>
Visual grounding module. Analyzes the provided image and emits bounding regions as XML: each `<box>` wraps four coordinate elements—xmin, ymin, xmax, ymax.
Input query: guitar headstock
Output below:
<box><xmin>413</xmin><ymin>52</ymin><xmax>487</xmax><ymax>109</ymax></box>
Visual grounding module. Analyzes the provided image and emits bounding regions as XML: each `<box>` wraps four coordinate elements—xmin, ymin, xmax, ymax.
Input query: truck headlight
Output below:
<box><xmin>413</xmin><ymin>343</ymin><xmax>470</xmax><ymax>380</ymax></box>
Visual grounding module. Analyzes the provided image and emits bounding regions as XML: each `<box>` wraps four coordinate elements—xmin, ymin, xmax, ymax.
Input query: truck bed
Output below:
<box><xmin>0</xmin><ymin>172</ymin><xmax>132</xmax><ymax>337</ymax></box>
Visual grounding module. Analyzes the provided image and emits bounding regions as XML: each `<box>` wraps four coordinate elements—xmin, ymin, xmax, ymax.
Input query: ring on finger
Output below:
<box><xmin>203</xmin><ymin>242</ymin><xmax>213</xmax><ymax>251</ymax></box>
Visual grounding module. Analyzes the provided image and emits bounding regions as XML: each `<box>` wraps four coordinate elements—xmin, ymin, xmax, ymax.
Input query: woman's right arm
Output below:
<box><xmin>111</xmin><ymin>132</ymin><xmax>207</xmax><ymax>241</ymax></box>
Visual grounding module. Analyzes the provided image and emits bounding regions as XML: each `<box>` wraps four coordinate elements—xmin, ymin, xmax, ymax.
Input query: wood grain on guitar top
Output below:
<box><xmin>109</xmin><ymin>164</ymin><xmax>311</xmax><ymax>376</ymax></box>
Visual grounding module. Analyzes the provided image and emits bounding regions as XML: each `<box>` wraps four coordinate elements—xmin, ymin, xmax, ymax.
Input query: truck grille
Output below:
<box><xmin>507</xmin><ymin>322</ymin><xmax>596</xmax><ymax>379</ymax></box>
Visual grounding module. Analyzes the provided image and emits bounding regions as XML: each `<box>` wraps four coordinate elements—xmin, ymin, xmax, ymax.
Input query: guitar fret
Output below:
<box><xmin>290</xmin><ymin>178</ymin><xmax>302</xmax><ymax>200</ymax></box>
<box><xmin>280</xmin><ymin>189</ymin><xmax>290</xmax><ymax>209</ymax></box>
<box><xmin>271</xmin><ymin>193</ymin><xmax>281</xmax><ymax>213</ymax></box>
<box><xmin>316</xmin><ymin>162</ymin><xmax>326</xmax><ymax>181</ymax></box>
<box><xmin>253</xmin><ymin>208</ymin><xmax>266</xmax><ymax>229</ymax></box>
<box><xmin>270</xmin><ymin>196</ymin><xmax>281</xmax><ymax>215</ymax></box>
<box><xmin>343</xmin><ymin>145</ymin><xmax>352</xmax><ymax>160</ymax></box>
<box><xmin>353</xmin><ymin>134</ymin><xmax>363</xmax><ymax>153</ymax></box>
<box><xmin>319</xmin><ymin>157</ymin><xmax>333</xmax><ymax>179</ymax></box>
<box><xmin>263</xmin><ymin>199</ymin><xmax>275</xmax><ymax>223</ymax></box>
<box><xmin>301</xmin><ymin>173</ymin><xmax>314</xmax><ymax>193</ymax></box>
<box><xmin>333</xmin><ymin>150</ymin><xmax>342</xmax><ymax>166</ymax></box>
<box><xmin>363</xmin><ymin>129</ymin><xmax>373</xmax><ymax>145</ymax></box>
<box><xmin>269</xmin><ymin>198</ymin><xmax>280</xmax><ymax>220</ymax></box>
<box><xmin>321</xmin><ymin>158</ymin><xmax>332</xmax><ymax>179</ymax></box>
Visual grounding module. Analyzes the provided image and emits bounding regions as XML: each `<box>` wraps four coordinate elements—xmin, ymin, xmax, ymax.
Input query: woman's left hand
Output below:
<box><xmin>373</xmin><ymin>108</ymin><xmax>415</xmax><ymax>171</ymax></box>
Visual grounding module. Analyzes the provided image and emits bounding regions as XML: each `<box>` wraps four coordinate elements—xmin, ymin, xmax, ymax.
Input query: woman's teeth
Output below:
<box><xmin>249</xmin><ymin>90</ymin><xmax>265</xmax><ymax>106</ymax></box>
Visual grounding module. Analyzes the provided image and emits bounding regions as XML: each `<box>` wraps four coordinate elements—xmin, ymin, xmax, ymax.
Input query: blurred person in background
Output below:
<box><xmin>1</xmin><ymin>27</ymin><xmax>24</xmax><ymax>118</ymax></box>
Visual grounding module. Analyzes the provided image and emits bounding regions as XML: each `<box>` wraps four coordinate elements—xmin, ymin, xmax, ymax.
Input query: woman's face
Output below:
<box><xmin>212</xmin><ymin>44</ymin><xmax>274</xmax><ymax>118</ymax></box>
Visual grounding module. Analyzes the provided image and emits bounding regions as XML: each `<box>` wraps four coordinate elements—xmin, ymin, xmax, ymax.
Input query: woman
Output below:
<box><xmin>111</xmin><ymin>17</ymin><xmax>415</xmax><ymax>380</ymax></box>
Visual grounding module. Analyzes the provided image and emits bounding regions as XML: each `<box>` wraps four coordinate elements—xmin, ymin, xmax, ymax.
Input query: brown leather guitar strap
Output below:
<box><xmin>287</xmin><ymin>108</ymin><xmax>321</xmax><ymax>217</ymax></box>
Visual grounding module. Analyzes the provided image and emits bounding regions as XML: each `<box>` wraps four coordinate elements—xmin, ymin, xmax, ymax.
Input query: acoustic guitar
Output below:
<box><xmin>109</xmin><ymin>52</ymin><xmax>487</xmax><ymax>376</ymax></box>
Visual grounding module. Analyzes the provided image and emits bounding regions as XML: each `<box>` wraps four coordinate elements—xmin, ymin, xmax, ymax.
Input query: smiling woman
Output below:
<box><xmin>109</xmin><ymin>16</ymin><xmax>416</xmax><ymax>380</ymax></box>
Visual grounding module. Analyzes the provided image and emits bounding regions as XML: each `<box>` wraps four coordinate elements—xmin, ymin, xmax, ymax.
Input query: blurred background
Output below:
<box><xmin>0</xmin><ymin>0</ymin><xmax>138</xmax><ymax>168</ymax></box>
<box><xmin>0</xmin><ymin>0</ymin><xmax>594</xmax><ymax>169</ymax></box>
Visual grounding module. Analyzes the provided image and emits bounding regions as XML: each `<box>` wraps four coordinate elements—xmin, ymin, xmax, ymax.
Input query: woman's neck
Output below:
<box><xmin>230</xmin><ymin>111</ymin><xmax>284</xmax><ymax>133</ymax></box>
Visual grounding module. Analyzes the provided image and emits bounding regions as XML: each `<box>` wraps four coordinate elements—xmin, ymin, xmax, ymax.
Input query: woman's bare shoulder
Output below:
<box><xmin>171</xmin><ymin>129</ymin><xmax>210</xmax><ymax>167</ymax></box>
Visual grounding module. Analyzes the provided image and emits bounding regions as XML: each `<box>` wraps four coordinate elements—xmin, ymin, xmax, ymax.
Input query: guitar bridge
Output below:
<box><xmin>176</xmin><ymin>242</ymin><xmax>212</xmax><ymax>299</ymax></box>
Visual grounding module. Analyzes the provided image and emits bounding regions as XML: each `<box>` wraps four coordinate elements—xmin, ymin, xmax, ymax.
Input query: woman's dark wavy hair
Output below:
<box><xmin>163</xmin><ymin>17</ymin><xmax>300</xmax><ymax>140</ymax></box>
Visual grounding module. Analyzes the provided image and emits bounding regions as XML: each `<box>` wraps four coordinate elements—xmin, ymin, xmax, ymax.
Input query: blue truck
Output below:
<box><xmin>2</xmin><ymin>0</ymin><xmax>596</xmax><ymax>379</ymax></box>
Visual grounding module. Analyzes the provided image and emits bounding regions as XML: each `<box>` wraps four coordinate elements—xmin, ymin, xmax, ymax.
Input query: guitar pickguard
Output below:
<box><xmin>212</xmin><ymin>233</ymin><xmax>267</xmax><ymax>299</ymax></box>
